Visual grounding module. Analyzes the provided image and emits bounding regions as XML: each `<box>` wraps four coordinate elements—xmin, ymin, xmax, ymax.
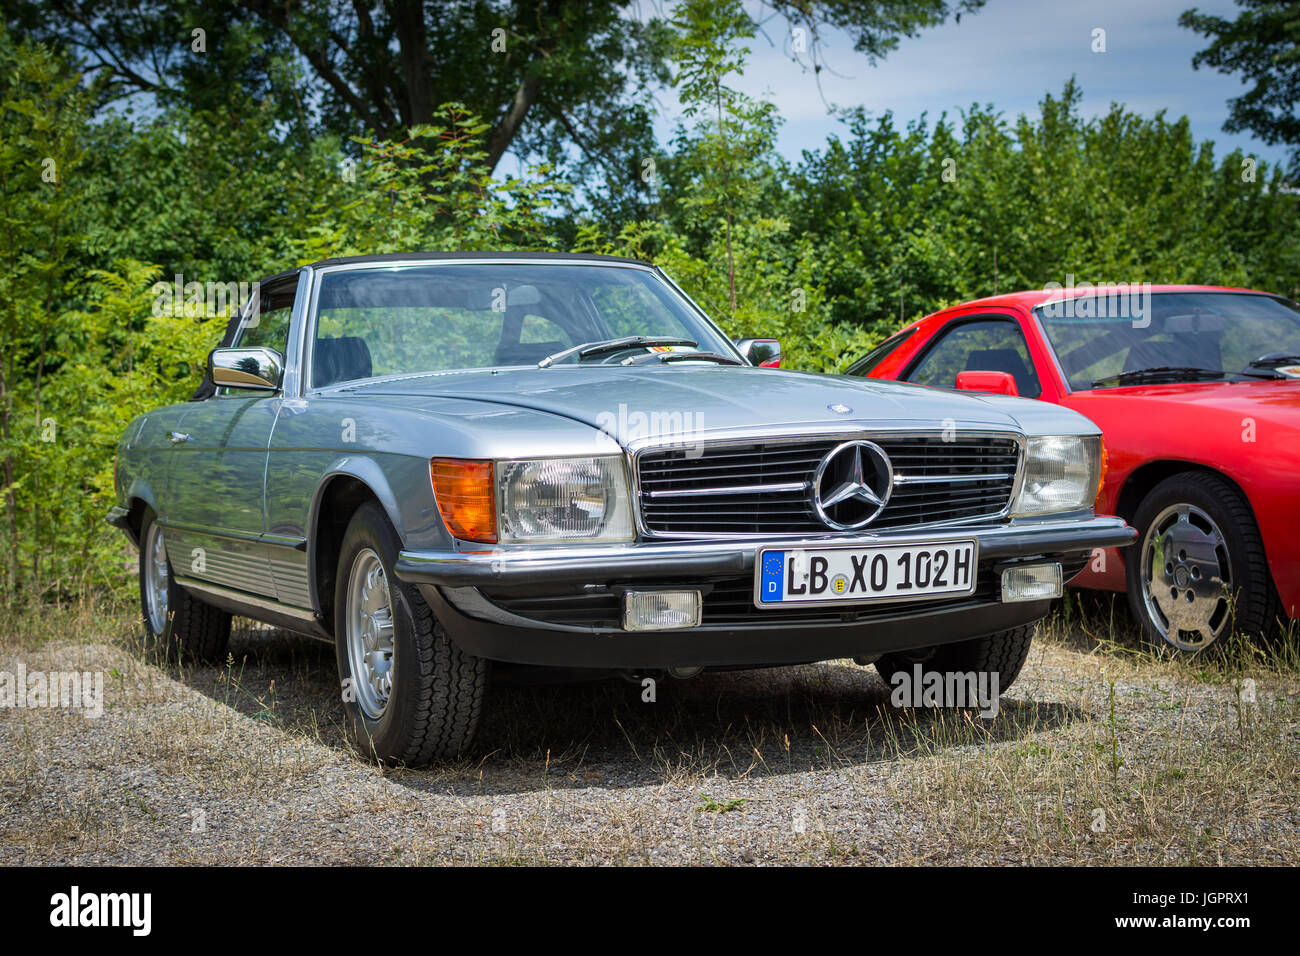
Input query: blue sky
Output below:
<box><xmin>644</xmin><ymin>0</ymin><xmax>1289</xmax><ymax>171</ymax></box>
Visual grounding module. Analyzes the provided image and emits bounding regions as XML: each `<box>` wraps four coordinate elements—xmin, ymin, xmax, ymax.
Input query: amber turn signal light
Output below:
<box><xmin>430</xmin><ymin>458</ymin><xmax>496</xmax><ymax>543</ymax></box>
<box><xmin>1094</xmin><ymin>438</ymin><xmax>1109</xmax><ymax>511</ymax></box>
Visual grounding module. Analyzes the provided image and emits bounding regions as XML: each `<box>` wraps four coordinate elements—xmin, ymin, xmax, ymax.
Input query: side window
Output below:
<box><xmin>905</xmin><ymin>318</ymin><xmax>1041</xmax><ymax>398</ymax></box>
<box><xmin>235</xmin><ymin>283</ymin><xmax>296</xmax><ymax>357</ymax></box>
<box><xmin>846</xmin><ymin>328</ymin><xmax>915</xmax><ymax>376</ymax></box>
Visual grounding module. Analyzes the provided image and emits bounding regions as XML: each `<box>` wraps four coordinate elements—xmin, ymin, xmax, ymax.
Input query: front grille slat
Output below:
<box><xmin>637</xmin><ymin>434</ymin><xmax>1019</xmax><ymax>536</ymax></box>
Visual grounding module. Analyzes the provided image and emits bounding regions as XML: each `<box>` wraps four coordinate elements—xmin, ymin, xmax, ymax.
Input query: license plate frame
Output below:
<box><xmin>753</xmin><ymin>538</ymin><xmax>979</xmax><ymax>609</ymax></box>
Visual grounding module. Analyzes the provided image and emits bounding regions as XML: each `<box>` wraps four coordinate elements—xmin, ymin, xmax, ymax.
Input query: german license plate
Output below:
<box><xmin>754</xmin><ymin>539</ymin><xmax>978</xmax><ymax>608</ymax></box>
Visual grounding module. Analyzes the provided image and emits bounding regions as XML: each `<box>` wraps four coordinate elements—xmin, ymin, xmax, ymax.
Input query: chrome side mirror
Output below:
<box><xmin>734</xmin><ymin>337</ymin><xmax>782</xmax><ymax>368</ymax></box>
<box><xmin>209</xmin><ymin>347</ymin><xmax>285</xmax><ymax>391</ymax></box>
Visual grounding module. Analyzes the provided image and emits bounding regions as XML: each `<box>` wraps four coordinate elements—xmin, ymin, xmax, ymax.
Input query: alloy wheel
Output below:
<box><xmin>346</xmin><ymin>548</ymin><xmax>396</xmax><ymax>719</ymax></box>
<box><xmin>1139</xmin><ymin>503</ymin><xmax>1234</xmax><ymax>651</ymax></box>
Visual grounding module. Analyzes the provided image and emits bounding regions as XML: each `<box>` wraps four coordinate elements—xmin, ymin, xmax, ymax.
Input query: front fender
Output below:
<box><xmin>304</xmin><ymin>453</ymin><xmax>449</xmax><ymax>614</ymax></box>
<box><xmin>107</xmin><ymin>476</ymin><xmax>165</xmax><ymax>548</ymax></box>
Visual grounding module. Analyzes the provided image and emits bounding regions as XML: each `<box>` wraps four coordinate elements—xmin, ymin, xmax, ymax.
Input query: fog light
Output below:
<box><xmin>1001</xmin><ymin>564</ymin><xmax>1063</xmax><ymax>602</ymax></box>
<box><xmin>623</xmin><ymin>590</ymin><xmax>702</xmax><ymax>631</ymax></box>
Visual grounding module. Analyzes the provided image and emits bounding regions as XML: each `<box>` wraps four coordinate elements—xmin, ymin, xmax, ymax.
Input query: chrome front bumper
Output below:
<box><xmin>393</xmin><ymin>514</ymin><xmax>1135</xmax><ymax>588</ymax></box>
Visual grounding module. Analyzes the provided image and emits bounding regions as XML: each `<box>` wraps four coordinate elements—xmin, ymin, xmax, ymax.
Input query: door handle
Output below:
<box><xmin>167</xmin><ymin>431</ymin><xmax>191</xmax><ymax>444</ymax></box>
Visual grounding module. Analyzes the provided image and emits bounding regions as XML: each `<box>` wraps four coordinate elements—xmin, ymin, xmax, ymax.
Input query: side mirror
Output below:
<box><xmin>734</xmin><ymin>337</ymin><xmax>782</xmax><ymax>368</ymax></box>
<box><xmin>209</xmin><ymin>347</ymin><xmax>285</xmax><ymax>391</ymax></box>
<box><xmin>955</xmin><ymin>370</ymin><xmax>1019</xmax><ymax>397</ymax></box>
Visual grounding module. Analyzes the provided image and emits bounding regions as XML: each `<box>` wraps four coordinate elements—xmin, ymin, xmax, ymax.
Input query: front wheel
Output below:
<box><xmin>1126</xmin><ymin>471</ymin><xmax>1282</xmax><ymax>654</ymax></box>
<box><xmin>334</xmin><ymin>501</ymin><xmax>488</xmax><ymax>764</ymax></box>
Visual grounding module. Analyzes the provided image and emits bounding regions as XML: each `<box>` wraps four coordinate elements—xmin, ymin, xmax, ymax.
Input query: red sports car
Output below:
<box><xmin>846</xmin><ymin>284</ymin><xmax>1300</xmax><ymax>653</ymax></box>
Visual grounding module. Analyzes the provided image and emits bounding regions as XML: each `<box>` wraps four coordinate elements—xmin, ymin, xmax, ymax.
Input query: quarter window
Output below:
<box><xmin>235</xmin><ymin>283</ymin><xmax>296</xmax><ymax>357</ymax></box>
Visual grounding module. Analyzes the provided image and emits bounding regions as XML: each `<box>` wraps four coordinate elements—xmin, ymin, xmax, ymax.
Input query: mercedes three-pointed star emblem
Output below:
<box><xmin>812</xmin><ymin>440</ymin><xmax>893</xmax><ymax>530</ymax></box>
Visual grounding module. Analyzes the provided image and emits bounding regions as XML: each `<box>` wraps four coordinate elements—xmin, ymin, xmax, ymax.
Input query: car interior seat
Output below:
<box><xmin>314</xmin><ymin>336</ymin><xmax>374</xmax><ymax>387</ymax></box>
<box><xmin>963</xmin><ymin>347</ymin><xmax>1039</xmax><ymax>396</ymax></box>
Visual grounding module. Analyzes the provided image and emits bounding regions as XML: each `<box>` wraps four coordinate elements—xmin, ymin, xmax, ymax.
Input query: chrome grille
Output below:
<box><xmin>637</xmin><ymin>434</ymin><xmax>1020</xmax><ymax>536</ymax></box>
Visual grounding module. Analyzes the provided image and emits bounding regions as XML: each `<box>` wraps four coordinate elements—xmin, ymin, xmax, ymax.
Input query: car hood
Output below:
<box><xmin>339</xmin><ymin>365</ymin><xmax>1065</xmax><ymax>440</ymax></box>
<box><xmin>1072</xmin><ymin>378</ymin><xmax>1300</xmax><ymax>426</ymax></box>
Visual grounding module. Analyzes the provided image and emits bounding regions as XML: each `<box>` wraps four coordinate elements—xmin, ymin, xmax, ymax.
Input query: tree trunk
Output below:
<box><xmin>392</xmin><ymin>0</ymin><xmax>433</xmax><ymax>128</ymax></box>
<box><xmin>486</xmin><ymin>74</ymin><xmax>543</xmax><ymax>174</ymax></box>
<box><xmin>716</xmin><ymin>80</ymin><xmax>737</xmax><ymax>312</ymax></box>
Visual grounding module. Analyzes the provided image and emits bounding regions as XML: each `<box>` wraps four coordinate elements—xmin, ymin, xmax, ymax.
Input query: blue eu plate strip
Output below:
<box><xmin>759</xmin><ymin>551</ymin><xmax>785</xmax><ymax>603</ymax></box>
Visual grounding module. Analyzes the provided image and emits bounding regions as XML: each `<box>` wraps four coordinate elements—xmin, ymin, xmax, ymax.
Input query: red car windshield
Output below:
<box><xmin>1035</xmin><ymin>292</ymin><xmax>1300</xmax><ymax>390</ymax></box>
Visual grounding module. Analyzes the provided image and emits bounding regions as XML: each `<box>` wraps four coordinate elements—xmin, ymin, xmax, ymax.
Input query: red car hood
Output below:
<box><xmin>1070</xmin><ymin>378</ymin><xmax>1300</xmax><ymax>427</ymax></box>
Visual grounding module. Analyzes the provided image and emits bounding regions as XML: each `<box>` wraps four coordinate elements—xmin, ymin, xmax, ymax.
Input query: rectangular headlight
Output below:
<box><xmin>1012</xmin><ymin>436</ymin><xmax>1101</xmax><ymax>516</ymax></box>
<box><xmin>497</xmin><ymin>455</ymin><xmax>634</xmax><ymax>543</ymax></box>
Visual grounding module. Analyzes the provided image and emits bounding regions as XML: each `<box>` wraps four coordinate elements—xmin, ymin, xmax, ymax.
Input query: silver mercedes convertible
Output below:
<box><xmin>109</xmin><ymin>252</ymin><xmax>1134</xmax><ymax>763</ymax></box>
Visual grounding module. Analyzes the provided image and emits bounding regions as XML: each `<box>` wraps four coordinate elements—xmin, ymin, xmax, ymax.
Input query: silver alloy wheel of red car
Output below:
<box><xmin>1138</xmin><ymin>502</ymin><xmax>1234</xmax><ymax>651</ymax></box>
<box><xmin>345</xmin><ymin>547</ymin><xmax>396</xmax><ymax>719</ymax></box>
<box><xmin>143</xmin><ymin>520</ymin><xmax>171</xmax><ymax>635</ymax></box>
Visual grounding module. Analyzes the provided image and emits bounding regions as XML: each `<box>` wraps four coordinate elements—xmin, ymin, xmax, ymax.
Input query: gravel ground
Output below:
<box><xmin>2</xmin><ymin>619</ymin><xmax>1298</xmax><ymax>865</ymax></box>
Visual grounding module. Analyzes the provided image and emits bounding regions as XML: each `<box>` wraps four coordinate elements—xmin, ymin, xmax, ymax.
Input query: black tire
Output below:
<box><xmin>875</xmin><ymin>623</ymin><xmax>1035</xmax><ymax>704</ymax></box>
<box><xmin>138</xmin><ymin>508</ymin><xmax>231</xmax><ymax>664</ymax></box>
<box><xmin>1125</xmin><ymin>471</ymin><xmax>1282</xmax><ymax>654</ymax></box>
<box><xmin>334</xmin><ymin>501</ymin><xmax>487</xmax><ymax>765</ymax></box>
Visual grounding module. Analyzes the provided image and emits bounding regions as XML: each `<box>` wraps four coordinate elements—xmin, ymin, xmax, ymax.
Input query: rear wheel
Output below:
<box><xmin>1126</xmin><ymin>471</ymin><xmax>1281</xmax><ymax>654</ymax></box>
<box><xmin>875</xmin><ymin>624</ymin><xmax>1034</xmax><ymax>704</ymax></box>
<box><xmin>334</xmin><ymin>501</ymin><xmax>488</xmax><ymax>764</ymax></box>
<box><xmin>138</xmin><ymin>509</ymin><xmax>231</xmax><ymax>664</ymax></box>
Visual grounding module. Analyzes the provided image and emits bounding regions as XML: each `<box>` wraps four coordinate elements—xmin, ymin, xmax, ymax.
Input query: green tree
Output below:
<box><xmin>9</xmin><ymin>1</ymin><xmax>989</xmax><ymax>226</ymax></box>
<box><xmin>290</xmin><ymin>104</ymin><xmax>569</xmax><ymax>262</ymax></box>
<box><xmin>578</xmin><ymin>0</ymin><xmax>878</xmax><ymax>371</ymax></box>
<box><xmin>8</xmin><ymin>0</ymin><xmax>674</xmax><ymax>223</ymax></box>
<box><xmin>0</xmin><ymin>34</ymin><xmax>88</xmax><ymax>601</ymax></box>
<box><xmin>1182</xmin><ymin>0</ymin><xmax>1300</xmax><ymax>176</ymax></box>
<box><xmin>669</xmin><ymin>0</ymin><xmax>776</xmax><ymax>311</ymax></box>
<box><xmin>786</xmin><ymin>80</ymin><xmax>1300</xmax><ymax>350</ymax></box>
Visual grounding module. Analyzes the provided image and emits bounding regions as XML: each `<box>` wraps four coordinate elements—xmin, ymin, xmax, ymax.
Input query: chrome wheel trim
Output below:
<box><xmin>346</xmin><ymin>548</ymin><xmax>395</xmax><ymax>720</ymax></box>
<box><xmin>1139</xmin><ymin>503</ymin><xmax>1233</xmax><ymax>651</ymax></box>
<box><xmin>143</xmin><ymin>522</ymin><xmax>170</xmax><ymax>635</ymax></box>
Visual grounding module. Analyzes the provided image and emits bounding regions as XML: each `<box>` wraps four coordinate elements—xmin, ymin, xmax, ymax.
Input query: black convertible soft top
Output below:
<box><xmin>305</xmin><ymin>250</ymin><xmax>652</xmax><ymax>269</ymax></box>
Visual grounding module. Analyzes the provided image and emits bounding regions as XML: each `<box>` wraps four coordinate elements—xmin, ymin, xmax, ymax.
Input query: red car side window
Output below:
<box><xmin>904</xmin><ymin>318</ymin><xmax>1042</xmax><ymax>398</ymax></box>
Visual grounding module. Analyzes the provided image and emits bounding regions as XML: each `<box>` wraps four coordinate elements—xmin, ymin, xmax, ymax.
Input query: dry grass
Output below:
<box><xmin>0</xmin><ymin>589</ymin><xmax>1296</xmax><ymax>865</ymax></box>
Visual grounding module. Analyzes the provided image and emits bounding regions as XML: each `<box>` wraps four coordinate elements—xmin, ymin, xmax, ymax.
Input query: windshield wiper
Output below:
<box><xmin>1091</xmin><ymin>366</ymin><xmax>1226</xmax><ymax>388</ymax></box>
<box><xmin>1248</xmin><ymin>352</ymin><xmax>1300</xmax><ymax>370</ymax></box>
<box><xmin>537</xmin><ymin>336</ymin><xmax>698</xmax><ymax>368</ymax></box>
<box><xmin>620</xmin><ymin>350</ymin><xmax>743</xmax><ymax>366</ymax></box>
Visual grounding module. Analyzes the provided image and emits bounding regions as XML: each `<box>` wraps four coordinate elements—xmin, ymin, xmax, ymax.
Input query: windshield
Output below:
<box><xmin>308</xmin><ymin>262</ymin><xmax>737</xmax><ymax>387</ymax></box>
<box><xmin>1036</xmin><ymin>292</ymin><xmax>1300</xmax><ymax>390</ymax></box>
